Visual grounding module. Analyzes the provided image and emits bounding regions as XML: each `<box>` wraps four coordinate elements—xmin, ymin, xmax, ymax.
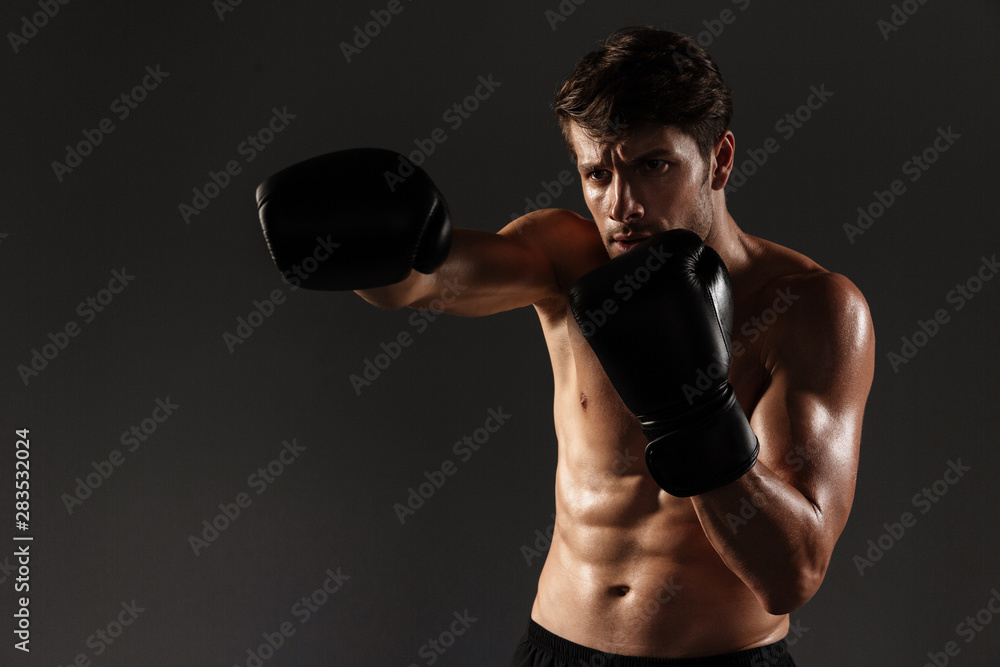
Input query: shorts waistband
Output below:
<box><xmin>524</xmin><ymin>620</ymin><xmax>791</xmax><ymax>666</ymax></box>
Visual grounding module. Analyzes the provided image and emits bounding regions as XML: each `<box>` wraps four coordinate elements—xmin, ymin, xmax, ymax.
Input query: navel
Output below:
<box><xmin>580</xmin><ymin>392</ymin><xmax>588</xmax><ymax>410</ymax></box>
<box><xmin>610</xmin><ymin>585</ymin><xmax>630</xmax><ymax>597</ymax></box>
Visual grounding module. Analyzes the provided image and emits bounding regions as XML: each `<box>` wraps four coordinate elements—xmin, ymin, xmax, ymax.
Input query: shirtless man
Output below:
<box><xmin>256</xmin><ymin>27</ymin><xmax>875</xmax><ymax>666</ymax></box>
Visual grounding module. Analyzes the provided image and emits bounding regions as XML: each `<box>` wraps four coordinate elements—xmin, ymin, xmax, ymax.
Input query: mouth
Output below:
<box><xmin>612</xmin><ymin>235</ymin><xmax>650</xmax><ymax>254</ymax></box>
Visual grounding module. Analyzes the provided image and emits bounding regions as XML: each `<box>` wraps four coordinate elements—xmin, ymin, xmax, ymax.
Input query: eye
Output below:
<box><xmin>587</xmin><ymin>168</ymin><xmax>610</xmax><ymax>181</ymax></box>
<box><xmin>644</xmin><ymin>159</ymin><xmax>667</xmax><ymax>171</ymax></box>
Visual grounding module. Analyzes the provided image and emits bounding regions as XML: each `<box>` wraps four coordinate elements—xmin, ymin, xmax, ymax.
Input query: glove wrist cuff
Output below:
<box><xmin>642</xmin><ymin>384</ymin><xmax>759</xmax><ymax>497</ymax></box>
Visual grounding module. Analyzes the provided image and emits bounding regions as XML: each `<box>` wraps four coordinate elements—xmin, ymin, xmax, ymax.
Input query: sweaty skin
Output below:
<box><xmin>358</xmin><ymin>124</ymin><xmax>875</xmax><ymax>658</ymax></box>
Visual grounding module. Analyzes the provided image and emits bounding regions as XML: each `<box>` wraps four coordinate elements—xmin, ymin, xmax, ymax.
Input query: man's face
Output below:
<box><xmin>569</xmin><ymin>123</ymin><xmax>719</xmax><ymax>258</ymax></box>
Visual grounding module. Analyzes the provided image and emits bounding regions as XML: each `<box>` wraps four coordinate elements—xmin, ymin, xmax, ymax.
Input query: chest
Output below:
<box><xmin>538</xmin><ymin>295</ymin><xmax>774</xmax><ymax>420</ymax></box>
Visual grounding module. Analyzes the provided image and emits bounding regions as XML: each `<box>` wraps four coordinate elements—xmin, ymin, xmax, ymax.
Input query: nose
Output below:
<box><xmin>609</xmin><ymin>175</ymin><xmax>643</xmax><ymax>224</ymax></box>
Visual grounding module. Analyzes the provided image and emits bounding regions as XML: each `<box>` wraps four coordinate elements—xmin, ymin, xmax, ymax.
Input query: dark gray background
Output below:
<box><xmin>2</xmin><ymin>0</ymin><xmax>998</xmax><ymax>664</ymax></box>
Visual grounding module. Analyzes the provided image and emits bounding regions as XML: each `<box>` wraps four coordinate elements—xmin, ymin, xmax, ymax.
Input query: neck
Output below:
<box><xmin>703</xmin><ymin>208</ymin><xmax>752</xmax><ymax>283</ymax></box>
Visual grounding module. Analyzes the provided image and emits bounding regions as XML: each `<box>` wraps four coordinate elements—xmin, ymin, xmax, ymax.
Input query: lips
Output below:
<box><xmin>612</xmin><ymin>235</ymin><xmax>650</xmax><ymax>253</ymax></box>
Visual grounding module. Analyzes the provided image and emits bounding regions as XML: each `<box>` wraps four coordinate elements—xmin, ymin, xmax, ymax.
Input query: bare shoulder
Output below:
<box><xmin>746</xmin><ymin>234</ymin><xmax>875</xmax><ymax>391</ymax></box>
<box><xmin>500</xmin><ymin>208</ymin><xmax>608</xmax><ymax>294</ymax></box>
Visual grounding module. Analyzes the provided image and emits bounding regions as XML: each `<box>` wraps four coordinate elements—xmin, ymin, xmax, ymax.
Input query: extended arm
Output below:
<box><xmin>356</xmin><ymin>219</ymin><xmax>563</xmax><ymax>316</ymax></box>
<box><xmin>257</xmin><ymin>147</ymin><xmax>576</xmax><ymax>315</ymax></box>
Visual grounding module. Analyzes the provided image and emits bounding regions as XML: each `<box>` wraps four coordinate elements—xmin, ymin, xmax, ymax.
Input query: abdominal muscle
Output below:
<box><xmin>529</xmin><ymin>305</ymin><xmax>788</xmax><ymax>658</ymax></box>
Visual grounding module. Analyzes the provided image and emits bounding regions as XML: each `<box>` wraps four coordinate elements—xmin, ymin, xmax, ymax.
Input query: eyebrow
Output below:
<box><xmin>577</xmin><ymin>147</ymin><xmax>676</xmax><ymax>172</ymax></box>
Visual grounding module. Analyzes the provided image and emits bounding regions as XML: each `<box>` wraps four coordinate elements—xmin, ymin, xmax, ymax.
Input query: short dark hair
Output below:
<box><xmin>553</xmin><ymin>26</ymin><xmax>733</xmax><ymax>159</ymax></box>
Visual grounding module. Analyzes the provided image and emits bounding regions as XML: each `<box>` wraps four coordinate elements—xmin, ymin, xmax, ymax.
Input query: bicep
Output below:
<box><xmin>749</xmin><ymin>274</ymin><xmax>875</xmax><ymax>536</ymax></box>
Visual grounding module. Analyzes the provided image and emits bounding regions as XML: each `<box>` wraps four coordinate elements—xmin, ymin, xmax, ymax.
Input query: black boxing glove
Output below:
<box><xmin>568</xmin><ymin>229</ymin><xmax>758</xmax><ymax>497</ymax></box>
<box><xmin>256</xmin><ymin>148</ymin><xmax>452</xmax><ymax>290</ymax></box>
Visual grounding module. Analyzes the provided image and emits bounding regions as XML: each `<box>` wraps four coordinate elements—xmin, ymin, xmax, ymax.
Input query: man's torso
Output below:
<box><xmin>524</xmin><ymin>210</ymin><xmax>824</xmax><ymax>657</ymax></box>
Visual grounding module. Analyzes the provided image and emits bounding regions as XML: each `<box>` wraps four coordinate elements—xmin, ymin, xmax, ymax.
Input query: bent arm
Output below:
<box><xmin>356</xmin><ymin>209</ymin><xmax>585</xmax><ymax>316</ymax></box>
<box><xmin>690</xmin><ymin>273</ymin><xmax>875</xmax><ymax>615</ymax></box>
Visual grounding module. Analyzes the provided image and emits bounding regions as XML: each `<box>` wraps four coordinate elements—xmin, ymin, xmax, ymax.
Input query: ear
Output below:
<box><xmin>709</xmin><ymin>131</ymin><xmax>735</xmax><ymax>191</ymax></box>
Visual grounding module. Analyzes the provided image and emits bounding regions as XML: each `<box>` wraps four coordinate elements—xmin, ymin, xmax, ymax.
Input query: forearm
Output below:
<box><xmin>355</xmin><ymin>271</ymin><xmax>422</xmax><ymax>309</ymax></box>
<box><xmin>353</xmin><ymin>233</ymin><xmax>474</xmax><ymax>311</ymax></box>
<box><xmin>353</xmin><ymin>229</ymin><xmax>474</xmax><ymax>309</ymax></box>
<box><xmin>690</xmin><ymin>461</ymin><xmax>829</xmax><ymax>615</ymax></box>
<box><xmin>356</xmin><ymin>226</ymin><xmax>558</xmax><ymax>316</ymax></box>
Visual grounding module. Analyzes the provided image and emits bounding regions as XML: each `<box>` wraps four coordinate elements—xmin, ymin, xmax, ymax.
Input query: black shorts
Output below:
<box><xmin>511</xmin><ymin>620</ymin><xmax>797</xmax><ymax>667</ymax></box>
